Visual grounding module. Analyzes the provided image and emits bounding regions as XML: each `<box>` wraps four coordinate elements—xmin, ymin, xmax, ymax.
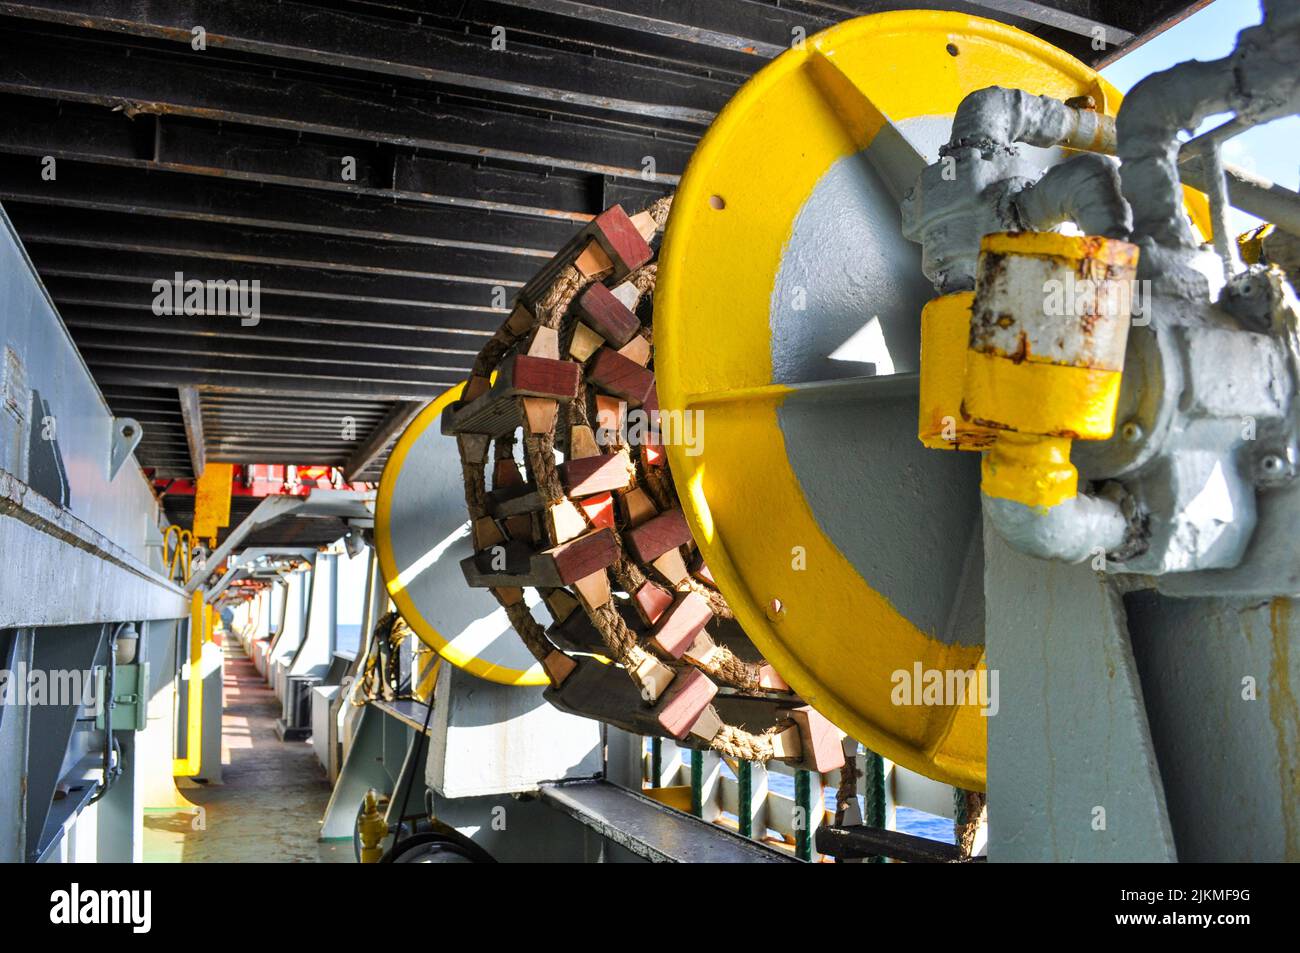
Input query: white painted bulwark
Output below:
<box><xmin>425</xmin><ymin>663</ymin><xmax>602</xmax><ymax>799</ymax></box>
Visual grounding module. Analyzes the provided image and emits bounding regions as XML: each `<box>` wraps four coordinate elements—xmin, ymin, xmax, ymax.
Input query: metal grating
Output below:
<box><xmin>100</xmin><ymin>384</ymin><xmax>192</xmax><ymax>479</ymax></box>
<box><xmin>0</xmin><ymin>0</ymin><xmax>1207</xmax><ymax>484</ymax></box>
<box><xmin>159</xmin><ymin>491</ymin><xmax>353</xmax><ymax>548</ymax></box>
<box><xmin>200</xmin><ymin>393</ymin><xmax>396</xmax><ymax>478</ymax></box>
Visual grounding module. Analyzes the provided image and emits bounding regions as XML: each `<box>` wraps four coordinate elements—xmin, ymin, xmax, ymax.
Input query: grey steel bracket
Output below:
<box><xmin>108</xmin><ymin>417</ymin><xmax>142</xmax><ymax>480</ymax></box>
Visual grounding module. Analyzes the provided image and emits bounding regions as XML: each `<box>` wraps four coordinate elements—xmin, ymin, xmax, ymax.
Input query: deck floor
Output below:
<box><xmin>143</xmin><ymin>639</ymin><xmax>351</xmax><ymax>863</ymax></box>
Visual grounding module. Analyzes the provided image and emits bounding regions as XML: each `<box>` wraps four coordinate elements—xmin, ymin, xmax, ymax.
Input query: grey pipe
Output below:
<box><xmin>983</xmin><ymin>492</ymin><xmax>1129</xmax><ymax>565</ymax></box>
<box><xmin>1117</xmin><ymin>5</ymin><xmax>1300</xmax><ymax>248</ymax></box>
<box><xmin>949</xmin><ymin>87</ymin><xmax>1115</xmax><ymax>154</ymax></box>
<box><xmin>1181</xmin><ymin>156</ymin><xmax>1300</xmax><ymax>240</ymax></box>
<box><xmin>1014</xmin><ymin>152</ymin><xmax>1131</xmax><ymax>238</ymax></box>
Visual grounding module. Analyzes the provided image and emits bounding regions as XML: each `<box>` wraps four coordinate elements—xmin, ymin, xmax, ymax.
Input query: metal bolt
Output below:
<box><xmin>1259</xmin><ymin>454</ymin><xmax>1285</xmax><ymax>477</ymax></box>
<box><xmin>1120</xmin><ymin>420</ymin><xmax>1143</xmax><ymax>442</ymax></box>
<box><xmin>765</xmin><ymin>597</ymin><xmax>785</xmax><ymax>622</ymax></box>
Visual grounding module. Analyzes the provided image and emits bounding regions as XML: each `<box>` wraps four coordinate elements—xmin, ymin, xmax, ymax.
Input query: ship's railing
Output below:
<box><xmin>641</xmin><ymin>738</ymin><xmax>966</xmax><ymax>861</ymax></box>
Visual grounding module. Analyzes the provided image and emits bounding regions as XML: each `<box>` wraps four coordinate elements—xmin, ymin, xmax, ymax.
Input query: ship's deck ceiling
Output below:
<box><xmin>0</xmin><ymin>0</ymin><xmax>1207</xmax><ymax>487</ymax></box>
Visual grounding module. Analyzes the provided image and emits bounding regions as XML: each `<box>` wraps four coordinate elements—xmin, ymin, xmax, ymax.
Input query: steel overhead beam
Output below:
<box><xmin>5</xmin><ymin>206</ymin><xmax>542</xmax><ymax>284</ymax></box>
<box><xmin>212</xmin><ymin>438</ymin><xmax>359</xmax><ymax>451</ymax></box>
<box><xmin>0</xmin><ymin>0</ymin><xmax>733</xmax><ymax>125</ymax></box>
<box><xmin>203</xmin><ymin>424</ymin><xmax>384</xmax><ymax>435</ymax></box>
<box><xmin>205</xmin><ymin>435</ymin><xmax>376</xmax><ymax>449</ymax></box>
<box><xmin>56</xmin><ymin>306</ymin><xmax>490</xmax><ymax>358</ymax></box>
<box><xmin>185</xmin><ymin>489</ymin><xmax>375</xmax><ymax>593</ymax></box>
<box><xmin>765</xmin><ymin>0</ymin><xmax>1149</xmax><ymax>65</ymax></box>
<box><xmin>87</xmin><ymin>363</ymin><xmax>461</xmax><ymax>403</ymax></box>
<box><xmin>0</xmin><ymin>157</ymin><xmax>569</xmax><ymax>258</ymax></box>
<box><xmin>208</xmin><ymin>452</ymin><xmax>349</xmax><ymax>466</ymax></box>
<box><xmin>208</xmin><ymin>439</ymin><xmax>365</xmax><ymax>454</ymax></box>
<box><xmin>197</xmin><ymin>408</ymin><xmax>382</xmax><ymax>421</ymax></box>
<box><xmin>202</xmin><ymin>406</ymin><xmax>389</xmax><ymax>421</ymax></box>
<box><xmin>101</xmin><ymin>387</ymin><xmax>178</xmax><ymax>401</ymax></box>
<box><xmin>114</xmin><ymin>413</ymin><xmax>183</xmax><ymax>425</ymax></box>
<box><xmin>343</xmin><ymin>400</ymin><xmax>428</xmax><ymax>483</ymax></box>
<box><xmin>26</xmin><ymin>245</ymin><xmax>516</xmax><ymax>311</ymax></box>
<box><xmin>69</xmin><ymin>328</ymin><xmax>474</xmax><ymax>376</ymax></box>
<box><xmin>465</xmin><ymin>0</ymin><xmax>803</xmax><ymax>59</ymax></box>
<box><xmin>0</xmin><ymin>34</ymin><xmax>698</xmax><ymax>181</ymax></box>
<box><xmin>177</xmin><ymin>386</ymin><xmax>206</xmax><ymax>478</ymax></box>
<box><xmin>0</xmin><ymin>95</ymin><xmax>668</xmax><ymax>222</ymax></box>
<box><xmin>45</xmin><ymin>276</ymin><xmax>506</xmax><ymax>334</ymax></box>
<box><xmin>204</xmin><ymin>420</ymin><xmax>387</xmax><ymax>435</ymax></box>
<box><xmin>201</xmin><ymin>420</ymin><xmax>386</xmax><ymax>431</ymax></box>
<box><xmin>470</xmin><ymin>0</ymin><xmax>1131</xmax><ymax>64</ymax></box>
<box><xmin>1092</xmin><ymin>0</ymin><xmax>1215</xmax><ymax>67</ymax></box>
<box><xmin>110</xmin><ymin>399</ymin><xmax>182</xmax><ymax>412</ymax></box>
<box><xmin>202</xmin><ymin>429</ymin><xmax>380</xmax><ymax>442</ymax></box>
<box><xmin>963</xmin><ymin>0</ymin><xmax>1131</xmax><ymax>45</ymax></box>
<box><xmin>202</xmin><ymin>404</ymin><xmax>390</xmax><ymax>419</ymax></box>
<box><xmin>200</xmin><ymin>392</ymin><xmax>388</xmax><ymax>406</ymax></box>
<box><xmin>206</xmin><ymin>547</ymin><xmax>319</xmax><ymax>603</ymax></box>
<box><xmin>202</xmin><ymin>425</ymin><xmax>387</xmax><ymax>438</ymax></box>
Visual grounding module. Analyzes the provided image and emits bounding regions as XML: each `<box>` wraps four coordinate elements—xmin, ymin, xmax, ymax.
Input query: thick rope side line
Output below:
<box><xmin>449</xmin><ymin>195</ymin><xmax>796</xmax><ymax>764</ymax></box>
<box><xmin>645</xmin><ymin>195</ymin><xmax>673</xmax><ymax>230</ymax></box>
<box><xmin>471</xmin><ymin>325</ymin><xmax>520</xmax><ymax>380</ymax></box>
<box><xmin>590</xmin><ymin>600</ymin><xmax>645</xmax><ymax>667</ymax></box>
<box><xmin>713</xmin><ymin>724</ymin><xmax>779</xmax><ymax>762</ymax></box>
<box><xmin>955</xmin><ymin>789</ymin><xmax>986</xmax><ymax>858</ymax></box>
<box><xmin>695</xmin><ymin>646</ymin><xmax>762</xmax><ymax>691</ymax></box>
<box><xmin>525</xmin><ymin>433</ymin><xmax>564</xmax><ymax>505</ymax></box>
<box><xmin>537</xmin><ymin>265</ymin><xmax>588</xmax><ymax>332</ymax></box>
<box><xmin>504</xmin><ymin>601</ymin><xmax>554</xmax><ymax>663</ymax></box>
<box><xmin>835</xmin><ymin>749</ymin><xmax>860</xmax><ymax>828</ymax></box>
<box><xmin>459</xmin><ymin>456</ymin><xmax>488</xmax><ymax>520</ymax></box>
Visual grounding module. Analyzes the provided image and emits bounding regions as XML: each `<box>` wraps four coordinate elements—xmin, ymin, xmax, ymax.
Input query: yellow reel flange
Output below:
<box><xmin>375</xmin><ymin>384</ymin><xmax>549</xmax><ymax>686</ymax></box>
<box><xmin>656</xmin><ymin>11</ymin><xmax>1144</xmax><ymax>790</ymax></box>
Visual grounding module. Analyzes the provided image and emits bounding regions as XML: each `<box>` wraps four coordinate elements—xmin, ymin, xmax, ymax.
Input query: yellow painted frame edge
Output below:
<box><xmin>173</xmin><ymin>590</ymin><xmax>207</xmax><ymax>777</ymax></box>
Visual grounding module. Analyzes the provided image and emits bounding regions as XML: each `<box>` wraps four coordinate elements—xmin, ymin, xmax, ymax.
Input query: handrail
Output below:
<box><xmin>173</xmin><ymin>590</ymin><xmax>208</xmax><ymax>778</ymax></box>
<box><xmin>163</xmin><ymin>525</ymin><xmax>195</xmax><ymax>584</ymax></box>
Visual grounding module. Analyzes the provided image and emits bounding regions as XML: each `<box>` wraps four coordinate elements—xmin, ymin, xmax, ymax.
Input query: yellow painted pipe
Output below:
<box><xmin>173</xmin><ymin>590</ymin><xmax>208</xmax><ymax>778</ymax></box>
<box><xmin>163</xmin><ymin>524</ymin><xmax>194</xmax><ymax>583</ymax></box>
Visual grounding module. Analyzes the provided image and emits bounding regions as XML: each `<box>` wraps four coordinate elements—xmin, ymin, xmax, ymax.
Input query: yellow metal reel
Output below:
<box><xmin>656</xmin><ymin>11</ymin><xmax>1148</xmax><ymax>790</ymax></box>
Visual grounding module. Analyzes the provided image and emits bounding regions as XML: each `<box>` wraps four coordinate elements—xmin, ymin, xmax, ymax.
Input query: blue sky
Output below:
<box><xmin>1100</xmin><ymin>0</ymin><xmax>1297</xmax><ymax>234</ymax></box>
